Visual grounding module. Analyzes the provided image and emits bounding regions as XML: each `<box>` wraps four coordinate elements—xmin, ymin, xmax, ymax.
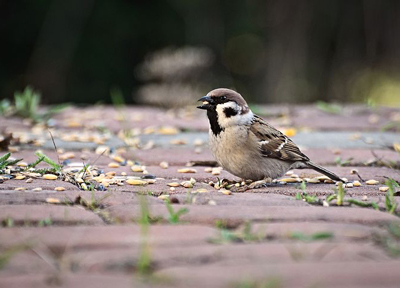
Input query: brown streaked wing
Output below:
<box><xmin>250</xmin><ymin>116</ymin><xmax>309</xmax><ymax>162</ymax></box>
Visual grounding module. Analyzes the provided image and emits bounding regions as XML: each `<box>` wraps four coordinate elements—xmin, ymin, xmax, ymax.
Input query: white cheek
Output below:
<box><xmin>216</xmin><ymin>102</ymin><xmax>253</xmax><ymax>128</ymax></box>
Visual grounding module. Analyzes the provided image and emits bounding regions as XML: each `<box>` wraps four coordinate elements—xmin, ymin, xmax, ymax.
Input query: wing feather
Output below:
<box><xmin>250</xmin><ymin>115</ymin><xmax>309</xmax><ymax>162</ymax></box>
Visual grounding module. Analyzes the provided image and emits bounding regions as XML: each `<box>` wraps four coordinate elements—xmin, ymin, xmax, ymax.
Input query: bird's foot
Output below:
<box><xmin>228</xmin><ymin>178</ymin><xmax>272</xmax><ymax>192</ymax></box>
<box><xmin>247</xmin><ymin>178</ymin><xmax>272</xmax><ymax>190</ymax></box>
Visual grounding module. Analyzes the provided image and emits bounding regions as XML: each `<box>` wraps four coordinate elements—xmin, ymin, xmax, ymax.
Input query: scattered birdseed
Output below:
<box><xmin>285</xmin><ymin>171</ymin><xmax>294</xmax><ymax>176</ymax></box>
<box><xmin>316</xmin><ymin>175</ymin><xmax>330</xmax><ymax>181</ymax></box>
<box><xmin>112</xmin><ymin>155</ymin><xmax>125</xmax><ymax>163</ymax></box>
<box><xmin>208</xmin><ymin>200</ymin><xmax>217</xmax><ymax>205</ymax></box>
<box><xmin>177</xmin><ymin>168</ymin><xmax>197</xmax><ymax>173</ymax></box>
<box><xmin>220</xmin><ymin>189</ymin><xmax>232</xmax><ymax>195</ymax></box>
<box><xmin>211</xmin><ymin>168</ymin><xmax>222</xmax><ymax>175</ymax></box>
<box><xmin>160</xmin><ymin>161</ymin><xmax>169</xmax><ymax>169</ymax></box>
<box><xmin>26</xmin><ymin>178</ymin><xmax>33</xmax><ymax>183</ymax></box>
<box><xmin>194</xmin><ymin>147</ymin><xmax>202</xmax><ymax>154</ymax></box>
<box><xmin>204</xmin><ymin>167</ymin><xmax>213</xmax><ymax>173</ymax></box>
<box><xmin>54</xmin><ymin>187</ymin><xmax>66</xmax><ymax>191</ymax></box>
<box><xmin>17</xmin><ymin>162</ymin><xmax>28</xmax><ymax>167</ymax></box>
<box><xmin>306</xmin><ymin>178</ymin><xmax>320</xmax><ymax>184</ymax></box>
<box><xmin>366</xmin><ymin>179</ymin><xmax>379</xmax><ymax>185</ymax></box>
<box><xmin>324</xmin><ymin>179</ymin><xmax>334</xmax><ymax>184</ymax></box>
<box><xmin>146</xmin><ymin>179</ymin><xmax>156</xmax><ymax>184</ymax></box>
<box><xmin>46</xmin><ymin>198</ymin><xmax>61</xmax><ymax>204</ymax></box>
<box><xmin>195</xmin><ymin>188</ymin><xmax>209</xmax><ymax>193</ymax></box>
<box><xmin>170</xmin><ymin>139</ymin><xmax>187</xmax><ymax>145</ymax></box>
<box><xmin>379</xmin><ymin>186</ymin><xmax>389</xmax><ymax>192</ymax></box>
<box><xmin>193</xmin><ymin>138</ymin><xmax>204</xmax><ymax>146</ymax></box>
<box><xmin>131</xmin><ymin>165</ymin><xmax>144</xmax><ymax>172</ymax></box>
<box><xmin>43</xmin><ymin>174</ymin><xmax>58</xmax><ymax>180</ymax></box>
<box><xmin>15</xmin><ymin>175</ymin><xmax>26</xmax><ymax>180</ymax></box>
<box><xmin>32</xmin><ymin>187</ymin><xmax>42</xmax><ymax>192</ymax></box>
<box><xmin>170</xmin><ymin>187</ymin><xmax>176</xmax><ymax>191</ymax></box>
<box><xmin>105</xmin><ymin>171</ymin><xmax>116</xmax><ymax>177</ymax></box>
<box><xmin>59</xmin><ymin>152</ymin><xmax>75</xmax><ymax>160</ymax></box>
<box><xmin>352</xmin><ymin>181</ymin><xmax>362</xmax><ymax>187</ymax></box>
<box><xmin>362</xmin><ymin>195</ymin><xmax>368</xmax><ymax>201</ymax></box>
<box><xmin>158</xmin><ymin>126</ymin><xmax>179</xmax><ymax>135</ymax></box>
<box><xmin>345</xmin><ymin>183</ymin><xmax>354</xmax><ymax>188</ymax></box>
<box><xmin>180</xmin><ymin>181</ymin><xmax>194</xmax><ymax>188</ymax></box>
<box><xmin>14</xmin><ymin>187</ymin><xmax>26</xmax><ymax>191</ymax></box>
<box><xmin>167</xmin><ymin>182</ymin><xmax>180</xmax><ymax>187</ymax></box>
<box><xmin>350</xmin><ymin>169</ymin><xmax>358</xmax><ymax>175</ymax></box>
<box><xmin>121</xmin><ymin>172</ymin><xmax>127</xmax><ymax>176</ymax></box>
<box><xmin>279</xmin><ymin>178</ymin><xmax>301</xmax><ymax>183</ymax></box>
<box><xmin>126</xmin><ymin>179</ymin><xmax>148</xmax><ymax>186</ymax></box>
<box><xmin>108</xmin><ymin>162</ymin><xmax>120</xmax><ymax>168</ymax></box>
<box><xmin>158</xmin><ymin>195</ymin><xmax>170</xmax><ymax>200</ymax></box>
<box><xmin>95</xmin><ymin>145</ymin><xmax>110</xmax><ymax>155</ymax></box>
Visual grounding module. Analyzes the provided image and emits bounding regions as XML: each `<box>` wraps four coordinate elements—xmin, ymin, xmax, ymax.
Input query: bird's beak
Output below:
<box><xmin>197</xmin><ymin>96</ymin><xmax>213</xmax><ymax>110</ymax></box>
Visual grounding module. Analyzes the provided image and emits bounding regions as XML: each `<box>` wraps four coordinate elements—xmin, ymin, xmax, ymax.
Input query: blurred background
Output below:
<box><xmin>1</xmin><ymin>0</ymin><xmax>400</xmax><ymax>107</ymax></box>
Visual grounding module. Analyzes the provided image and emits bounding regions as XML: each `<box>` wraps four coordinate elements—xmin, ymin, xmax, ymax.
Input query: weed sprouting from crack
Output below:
<box><xmin>0</xmin><ymin>244</ymin><xmax>31</xmax><ymax>270</ymax></box>
<box><xmin>294</xmin><ymin>179</ymin><xmax>400</xmax><ymax>216</ymax></box>
<box><xmin>164</xmin><ymin>198</ymin><xmax>188</xmax><ymax>224</ymax></box>
<box><xmin>136</xmin><ymin>195</ymin><xmax>153</xmax><ymax>276</ymax></box>
<box><xmin>288</xmin><ymin>231</ymin><xmax>334</xmax><ymax>242</ymax></box>
<box><xmin>232</xmin><ymin>277</ymin><xmax>282</xmax><ymax>288</ymax></box>
<box><xmin>209</xmin><ymin>221</ymin><xmax>264</xmax><ymax>244</ymax></box>
<box><xmin>373</xmin><ymin>222</ymin><xmax>400</xmax><ymax>257</ymax></box>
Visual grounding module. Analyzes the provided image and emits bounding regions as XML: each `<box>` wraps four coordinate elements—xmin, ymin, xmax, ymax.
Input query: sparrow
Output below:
<box><xmin>197</xmin><ymin>88</ymin><xmax>342</xmax><ymax>182</ymax></box>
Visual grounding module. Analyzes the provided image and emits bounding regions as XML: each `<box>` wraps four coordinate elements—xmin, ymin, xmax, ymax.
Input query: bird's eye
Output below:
<box><xmin>221</xmin><ymin>96</ymin><xmax>227</xmax><ymax>101</ymax></box>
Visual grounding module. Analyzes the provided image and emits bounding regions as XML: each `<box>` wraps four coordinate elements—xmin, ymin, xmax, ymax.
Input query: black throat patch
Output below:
<box><xmin>207</xmin><ymin>108</ymin><xmax>223</xmax><ymax>136</ymax></box>
<box><xmin>223</xmin><ymin>107</ymin><xmax>238</xmax><ymax>118</ymax></box>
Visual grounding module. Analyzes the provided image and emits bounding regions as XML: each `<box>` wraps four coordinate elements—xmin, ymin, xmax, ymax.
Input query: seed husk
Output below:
<box><xmin>279</xmin><ymin>178</ymin><xmax>300</xmax><ymax>183</ymax></box>
<box><xmin>379</xmin><ymin>186</ymin><xmax>389</xmax><ymax>192</ymax></box>
<box><xmin>170</xmin><ymin>139</ymin><xmax>187</xmax><ymax>145</ymax></box>
<box><xmin>307</xmin><ymin>178</ymin><xmax>320</xmax><ymax>184</ymax></box>
<box><xmin>46</xmin><ymin>198</ymin><xmax>61</xmax><ymax>204</ymax></box>
<box><xmin>220</xmin><ymin>189</ymin><xmax>232</xmax><ymax>195</ymax></box>
<box><xmin>131</xmin><ymin>165</ymin><xmax>144</xmax><ymax>172</ymax></box>
<box><xmin>167</xmin><ymin>182</ymin><xmax>180</xmax><ymax>187</ymax></box>
<box><xmin>159</xmin><ymin>161</ymin><xmax>169</xmax><ymax>169</ymax></box>
<box><xmin>158</xmin><ymin>195</ymin><xmax>170</xmax><ymax>200</ymax></box>
<box><xmin>43</xmin><ymin>174</ymin><xmax>58</xmax><ymax>180</ymax></box>
<box><xmin>108</xmin><ymin>162</ymin><xmax>120</xmax><ymax>168</ymax></box>
<box><xmin>126</xmin><ymin>179</ymin><xmax>148</xmax><ymax>186</ymax></box>
<box><xmin>366</xmin><ymin>179</ymin><xmax>379</xmax><ymax>185</ymax></box>
<box><xmin>112</xmin><ymin>155</ymin><xmax>125</xmax><ymax>163</ymax></box>
<box><xmin>15</xmin><ymin>175</ymin><xmax>26</xmax><ymax>180</ymax></box>
<box><xmin>14</xmin><ymin>187</ymin><xmax>26</xmax><ymax>191</ymax></box>
<box><xmin>32</xmin><ymin>187</ymin><xmax>42</xmax><ymax>192</ymax></box>
<box><xmin>353</xmin><ymin>180</ymin><xmax>362</xmax><ymax>187</ymax></box>
<box><xmin>177</xmin><ymin>168</ymin><xmax>197</xmax><ymax>173</ymax></box>
<box><xmin>181</xmin><ymin>181</ymin><xmax>194</xmax><ymax>188</ymax></box>
<box><xmin>54</xmin><ymin>187</ymin><xmax>66</xmax><ymax>191</ymax></box>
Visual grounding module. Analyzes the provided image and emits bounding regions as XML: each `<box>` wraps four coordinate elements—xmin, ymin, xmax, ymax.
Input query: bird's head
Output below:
<box><xmin>197</xmin><ymin>88</ymin><xmax>253</xmax><ymax>129</ymax></box>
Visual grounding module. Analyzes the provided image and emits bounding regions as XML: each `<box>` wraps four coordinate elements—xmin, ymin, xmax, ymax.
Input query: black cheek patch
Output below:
<box><xmin>223</xmin><ymin>107</ymin><xmax>238</xmax><ymax>118</ymax></box>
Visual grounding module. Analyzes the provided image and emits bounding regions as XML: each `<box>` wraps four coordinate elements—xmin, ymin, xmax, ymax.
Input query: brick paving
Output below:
<box><xmin>0</xmin><ymin>104</ymin><xmax>400</xmax><ymax>287</ymax></box>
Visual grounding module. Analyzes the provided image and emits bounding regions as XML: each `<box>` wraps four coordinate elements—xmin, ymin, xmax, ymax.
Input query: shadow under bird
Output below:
<box><xmin>197</xmin><ymin>88</ymin><xmax>342</xmax><ymax>182</ymax></box>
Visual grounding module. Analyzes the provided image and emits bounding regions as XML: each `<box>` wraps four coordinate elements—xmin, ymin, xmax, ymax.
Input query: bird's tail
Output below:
<box><xmin>305</xmin><ymin>161</ymin><xmax>342</xmax><ymax>182</ymax></box>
